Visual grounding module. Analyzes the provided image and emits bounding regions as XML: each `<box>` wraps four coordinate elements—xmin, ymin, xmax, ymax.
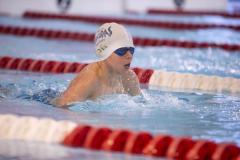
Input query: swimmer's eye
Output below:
<box><xmin>114</xmin><ymin>47</ymin><xmax>134</xmax><ymax>56</ymax></box>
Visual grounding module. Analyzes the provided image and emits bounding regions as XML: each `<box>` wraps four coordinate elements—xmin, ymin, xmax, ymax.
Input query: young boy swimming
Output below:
<box><xmin>52</xmin><ymin>22</ymin><xmax>141</xmax><ymax>107</ymax></box>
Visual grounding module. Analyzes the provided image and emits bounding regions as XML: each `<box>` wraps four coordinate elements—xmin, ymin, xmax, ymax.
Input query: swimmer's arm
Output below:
<box><xmin>52</xmin><ymin>71</ymin><xmax>97</xmax><ymax>107</ymax></box>
<box><xmin>123</xmin><ymin>70</ymin><xmax>141</xmax><ymax>96</ymax></box>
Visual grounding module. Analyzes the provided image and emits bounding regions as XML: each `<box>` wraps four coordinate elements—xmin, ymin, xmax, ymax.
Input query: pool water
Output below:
<box><xmin>0</xmin><ymin>71</ymin><xmax>239</xmax><ymax>144</ymax></box>
<box><xmin>113</xmin><ymin>13</ymin><xmax>240</xmax><ymax>25</ymax></box>
<box><xmin>1</xmin><ymin>35</ymin><xmax>240</xmax><ymax>78</ymax></box>
<box><xmin>1</xmin><ymin>15</ymin><xmax>240</xmax><ymax>44</ymax></box>
<box><xmin>0</xmin><ymin>13</ymin><xmax>240</xmax><ymax>160</ymax></box>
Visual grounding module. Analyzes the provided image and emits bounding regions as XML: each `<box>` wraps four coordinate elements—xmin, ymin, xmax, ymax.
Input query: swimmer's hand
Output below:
<box><xmin>122</xmin><ymin>70</ymin><xmax>141</xmax><ymax>96</ymax></box>
<box><xmin>49</xmin><ymin>97</ymin><xmax>63</xmax><ymax>107</ymax></box>
<box><xmin>50</xmin><ymin>97</ymin><xmax>75</xmax><ymax>107</ymax></box>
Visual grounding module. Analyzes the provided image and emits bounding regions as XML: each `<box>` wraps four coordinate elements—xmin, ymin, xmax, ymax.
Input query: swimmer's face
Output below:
<box><xmin>107</xmin><ymin>50</ymin><xmax>133</xmax><ymax>73</ymax></box>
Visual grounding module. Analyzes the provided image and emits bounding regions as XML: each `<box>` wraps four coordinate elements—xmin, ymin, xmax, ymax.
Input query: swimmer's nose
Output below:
<box><xmin>124</xmin><ymin>50</ymin><xmax>133</xmax><ymax>59</ymax></box>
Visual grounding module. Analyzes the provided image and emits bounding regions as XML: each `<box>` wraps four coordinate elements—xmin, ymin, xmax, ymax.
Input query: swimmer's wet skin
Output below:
<box><xmin>52</xmin><ymin>23</ymin><xmax>141</xmax><ymax>107</ymax></box>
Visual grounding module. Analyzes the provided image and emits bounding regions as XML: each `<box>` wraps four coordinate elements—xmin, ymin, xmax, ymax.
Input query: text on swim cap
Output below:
<box><xmin>95</xmin><ymin>26</ymin><xmax>112</xmax><ymax>45</ymax></box>
<box><xmin>96</xmin><ymin>45</ymin><xmax>107</xmax><ymax>56</ymax></box>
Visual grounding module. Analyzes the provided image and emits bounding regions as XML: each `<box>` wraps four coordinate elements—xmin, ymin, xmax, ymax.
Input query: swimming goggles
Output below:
<box><xmin>114</xmin><ymin>47</ymin><xmax>135</xmax><ymax>56</ymax></box>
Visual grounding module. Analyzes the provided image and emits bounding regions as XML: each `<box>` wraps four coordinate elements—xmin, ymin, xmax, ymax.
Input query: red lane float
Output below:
<box><xmin>143</xmin><ymin>135</ymin><xmax>173</xmax><ymax>157</ymax></box>
<box><xmin>147</xmin><ymin>9</ymin><xmax>240</xmax><ymax>19</ymax></box>
<box><xmin>83</xmin><ymin>127</ymin><xmax>112</xmax><ymax>150</ymax></box>
<box><xmin>186</xmin><ymin>140</ymin><xmax>217</xmax><ymax>160</ymax></box>
<box><xmin>124</xmin><ymin>132</ymin><xmax>153</xmax><ymax>154</ymax></box>
<box><xmin>133</xmin><ymin>67</ymin><xmax>154</xmax><ymax>84</ymax></box>
<box><xmin>62</xmin><ymin>124</ymin><xmax>240</xmax><ymax>160</ymax></box>
<box><xmin>0</xmin><ymin>56</ymin><xmax>154</xmax><ymax>84</ymax></box>
<box><xmin>212</xmin><ymin>144</ymin><xmax>240</xmax><ymax>160</ymax></box>
<box><xmin>23</xmin><ymin>11</ymin><xmax>240</xmax><ymax>31</ymax></box>
<box><xmin>0</xmin><ymin>25</ymin><xmax>95</xmax><ymax>42</ymax></box>
<box><xmin>1</xmin><ymin>25</ymin><xmax>240</xmax><ymax>52</ymax></box>
<box><xmin>1</xmin><ymin>112</ymin><xmax>240</xmax><ymax>160</ymax></box>
<box><xmin>102</xmin><ymin>130</ymin><xmax>133</xmax><ymax>152</ymax></box>
<box><xmin>0</xmin><ymin>56</ymin><xmax>89</xmax><ymax>74</ymax></box>
<box><xmin>167</xmin><ymin>137</ymin><xmax>196</xmax><ymax>159</ymax></box>
<box><xmin>63</xmin><ymin>125</ymin><xmax>92</xmax><ymax>147</ymax></box>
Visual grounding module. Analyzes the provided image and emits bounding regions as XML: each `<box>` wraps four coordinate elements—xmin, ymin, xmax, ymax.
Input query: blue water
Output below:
<box><xmin>0</xmin><ymin>71</ymin><xmax>240</xmax><ymax>144</ymax></box>
<box><xmin>0</xmin><ymin>13</ymin><xmax>240</xmax><ymax>160</ymax></box>
<box><xmin>1</xmin><ymin>16</ymin><xmax>240</xmax><ymax>44</ymax></box>
<box><xmin>1</xmin><ymin>35</ymin><xmax>240</xmax><ymax>78</ymax></box>
<box><xmin>113</xmin><ymin>13</ymin><xmax>240</xmax><ymax>26</ymax></box>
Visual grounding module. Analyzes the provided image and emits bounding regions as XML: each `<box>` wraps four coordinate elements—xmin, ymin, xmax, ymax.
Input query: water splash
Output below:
<box><xmin>0</xmin><ymin>71</ymin><xmax>240</xmax><ymax>145</ymax></box>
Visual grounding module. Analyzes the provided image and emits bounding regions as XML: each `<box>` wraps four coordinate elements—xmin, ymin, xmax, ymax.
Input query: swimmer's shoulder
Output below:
<box><xmin>77</xmin><ymin>63</ymin><xmax>98</xmax><ymax>75</ymax></box>
<box><xmin>74</xmin><ymin>63</ymin><xmax>100</xmax><ymax>84</ymax></box>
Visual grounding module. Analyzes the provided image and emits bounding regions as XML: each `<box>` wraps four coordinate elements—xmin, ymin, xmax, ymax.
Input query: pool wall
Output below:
<box><xmin>0</xmin><ymin>0</ymin><xmax>228</xmax><ymax>16</ymax></box>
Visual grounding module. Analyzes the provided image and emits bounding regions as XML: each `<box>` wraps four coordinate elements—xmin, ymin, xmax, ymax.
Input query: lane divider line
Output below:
<box><xmin>1</xmin><ymin>25</ymin><xmax>240</xmax><ymax>52</ymax></box>
<box><xmin>147</xmin><ymin>9</ymin><xmax>240</xmax><ymax>19</ymax></box>
<box><xmin>0</xmin><ymin>114</ymin><xmax>239</xmax><ymax>160</ymax></box>
<box><xmin>0</xmin><ymin>56</ymin><xmax>239</xmax><ymax>93</ymax></box>
<box><xmin>23</xmin><ymin>11</ymin><xmax>240</xmax><ymax>31</ymax></box>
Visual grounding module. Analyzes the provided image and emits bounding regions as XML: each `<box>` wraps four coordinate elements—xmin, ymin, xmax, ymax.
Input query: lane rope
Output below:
<box><xmin>1</xmin><ymin>56</ymin><xmax>239</xmax><ymax>93</ymax></box>
<box><xmin>0</xmin><ymin>114</ymin><xmax>239</xmax><ymax>160</ymax></box>
<box><xmin>23</xmin><ymin>11</ymin><xmax>240</xmax><ymax>31</ymax></box>
<box><xmin>147</xmin><ymin>9</ymin><xmax>240</xmax><ymax>19</ymax></box>
<box><xmin>1</xmin><ymin>25</ymin><xmax>240</xmax><ymax>52</ymax></box>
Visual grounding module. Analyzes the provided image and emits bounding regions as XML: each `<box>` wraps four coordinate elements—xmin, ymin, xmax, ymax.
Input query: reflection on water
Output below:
<box><xmin>0</xmin><ymin>140</ymin><xmax>163</xmax><ymax>160</ymax></box>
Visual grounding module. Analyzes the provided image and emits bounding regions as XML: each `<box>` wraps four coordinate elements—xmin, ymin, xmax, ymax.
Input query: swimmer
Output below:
<box><xmin>52</xmin><ymin>22</ymin><xmax>141</xmax><ymax>107</ymax></box>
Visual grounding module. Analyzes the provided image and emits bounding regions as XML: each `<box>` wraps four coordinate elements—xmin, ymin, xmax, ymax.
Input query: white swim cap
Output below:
<box><xmin>94</xmin><ymin>22</ymin><xmax>134</xmax><ymax>60</ymax></box>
